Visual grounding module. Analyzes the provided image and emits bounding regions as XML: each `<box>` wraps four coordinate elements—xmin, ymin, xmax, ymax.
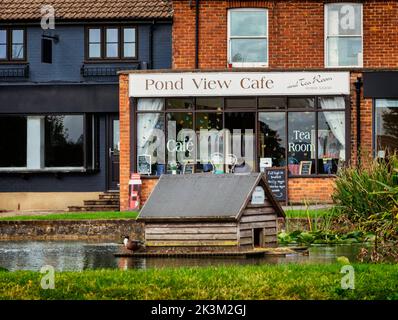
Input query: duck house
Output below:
<box><xmin>137</xmin><ymin>173</ymin><xmax>285</xmax><ymax>252</ymax></box>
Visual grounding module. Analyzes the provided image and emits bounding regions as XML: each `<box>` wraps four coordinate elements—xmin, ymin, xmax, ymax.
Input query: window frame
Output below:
<box><xmin>85</xmin><ymin>26</ymin><xmax>137</xmax><ymax>62</ymax></box>
<box><xmin>133</xmin><ymin>95</ymin><xmax>350</xmax><ymax>178</ymax></box>
<box><xmin>324</xmin><ymin>3</ymin><xmax>364</xmax><ymax>68</ymax></box>
<box><xmin>227</xmin><ymin>8</ymin><xmax>269</xmax><ymax>68</ymax></box>
<box><xmin>0</xmin><ymin>27</ymin><xmax>27</xmax><ymax>63</ymax></box>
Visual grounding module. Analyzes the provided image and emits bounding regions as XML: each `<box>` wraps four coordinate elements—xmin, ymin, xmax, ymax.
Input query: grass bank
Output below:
<box><xmin>0</xmin><ymin>211</ymin><xmax>138</xmax><ymax>221</ymax></box>
<box><xmin>0</xmin><ymin>264</ymin><xmax>397</xmax><ymax>300</ymax></box>
<box><xmin>285</xmin><ymin>209</ymin><xmax>331</xmax><ymax>218</ymax></box>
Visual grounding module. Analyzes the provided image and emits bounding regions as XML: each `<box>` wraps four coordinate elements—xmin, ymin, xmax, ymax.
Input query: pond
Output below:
<box><xmin>0</xmin><ymin>241</ymin><xmax>370</xmax><ymax>272</ymax></box>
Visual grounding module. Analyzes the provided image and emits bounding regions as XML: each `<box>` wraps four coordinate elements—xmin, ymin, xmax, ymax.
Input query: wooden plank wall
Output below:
<box><xmin>239</xmin><ymin>199</ymin><xmax>278</xmax><ymax>248</ymax></box>
<box><xmin>145</xmin><ymin>222</ymin><xmax>239</xmax><ymax>252</ymax></box>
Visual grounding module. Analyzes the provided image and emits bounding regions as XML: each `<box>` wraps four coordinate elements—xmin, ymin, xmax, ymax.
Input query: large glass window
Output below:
<box><xmin>0</xmin><ymin>116</ymin><xmax>27</xmax><ymax>167</ymax></box>
<box><xmin>167</xmin><ymin>112</ymin><xmax>194</xmax><ymax>174</ymax></box>
<box><xmin>45</xmin><ymin>116</ymin><xmax>84</xmax><ymax>167</ymax></box>
<box><xmin>325</xmin><ymin>3</ymin><xmax>363</xmax><ymax>67</ymax></box>
<box><xmin>318</xmin><ymin>111</ymin><xmax>345</xmax><ymax>174</ymax></box>
<box><xmin>136</xmin><ymin>99</ymin><xmax>166</xmax><ymax>175</ymax></box>
<box><xmin>259</xmin><ymin>113</ymin><xmax>286</xmax><ymax>168</ymax></box>
<box><xmin>196</xmin><ymin>112</ymin><xmax>224</xmax><ymax>173</ymax></box>
<box><xmin>0</xmin><ymin>115</ymin><xmax>97</xmax><ymax>170</ymax></box>
<box><xmin>225</xmin><ymin>112</ymin><xmax>256</xmax><ymax>173</ymax></box>
<box><xmin>375</xmin><ymin>99</ymin><xmax>398</xmax><ymax>157</ymax></box>
<box><xmin>288</xmin><ymin>112</ymin><xmax>316</xmax><ymax>176</ymax></box>
<box><xmin>228</xmin><ymin>9</ymin><xmax>268</xmax><ymax>67</ymax></box>
<box><xmin>135</xmin><ymin>96</ymin><xmax>347</xmax><ymax>176</ymax></box>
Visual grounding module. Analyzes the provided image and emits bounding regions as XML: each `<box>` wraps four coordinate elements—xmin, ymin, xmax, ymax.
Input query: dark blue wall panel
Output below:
<box><xmin>153</xmin><ymin>24</ymin><xmax>172</xmax><ymax>69</ymax></box>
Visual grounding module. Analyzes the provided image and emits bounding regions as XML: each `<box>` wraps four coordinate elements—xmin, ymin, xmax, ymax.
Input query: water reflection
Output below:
<box><xmin>0</xmin><ymin>241</ymin><xmax>370</xmax><ymax>272</ymax></box>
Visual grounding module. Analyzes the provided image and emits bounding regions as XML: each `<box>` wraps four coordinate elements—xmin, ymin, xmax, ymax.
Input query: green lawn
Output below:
<box><xmin>285</xmin><ymin>209</ymin><xmax>332</xmax><ymax>218</ymax></box>
<box><xmin>0</xmin><ymin>211</ymin><xmax>139</xmax><ymax>221</ymax></box>
<box><xmin>0</xmin><ymin>264</ymin><xmax>397</xmax><ymax>300</ymax></box>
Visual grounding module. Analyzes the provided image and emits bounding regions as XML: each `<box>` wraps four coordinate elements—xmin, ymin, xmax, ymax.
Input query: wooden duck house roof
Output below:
<box><xmin>138</xmin><ymin>173</ymin><xmax>284</xmax><ymax>222</ymax></box>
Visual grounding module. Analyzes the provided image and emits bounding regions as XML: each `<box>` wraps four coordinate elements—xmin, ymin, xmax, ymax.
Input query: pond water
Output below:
<box><xmin>0</xmin><ymin>241</ymin><xmax>370</xmax><ymax>272</ymax></box>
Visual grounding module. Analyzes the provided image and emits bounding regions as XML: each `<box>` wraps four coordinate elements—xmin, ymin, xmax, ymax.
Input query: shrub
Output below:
<box><xmin>332</xmin><ymin>154</ymin><xmax>398</xmax><ymax>222</ymax></box>
<box><xmin>333</xmin><ymin>153</ymin><xmax>398</xmax><ymax>243</ymax></box>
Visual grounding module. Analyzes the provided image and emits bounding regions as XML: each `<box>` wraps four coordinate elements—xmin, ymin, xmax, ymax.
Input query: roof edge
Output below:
<box><xmin>137</xmin><ymin>216</ymin><xmax>237</xmax><ymax>223</ymax></box>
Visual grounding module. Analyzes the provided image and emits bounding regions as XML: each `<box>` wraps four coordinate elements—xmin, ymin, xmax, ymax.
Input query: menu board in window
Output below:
<box><xmin>137</xmin><ymin>155</ymin><xmax>151</xmax><ymax>175</ymax></box>
<box><xmin>299</xmin><ymin>161</ymin><xmax>312</xmax><ymax>175</ymax></box>
<box><xmin>265</xmin><ymin>168</ymin><xmax>287</xmax><ymax>203</ymax></box>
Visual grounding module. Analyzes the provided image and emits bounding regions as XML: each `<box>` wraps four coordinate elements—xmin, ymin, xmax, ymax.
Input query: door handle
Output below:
<box><xmin>109</xmin><ymin>148</ymin><xmax>114</xmax><ymax>156</ymax></box>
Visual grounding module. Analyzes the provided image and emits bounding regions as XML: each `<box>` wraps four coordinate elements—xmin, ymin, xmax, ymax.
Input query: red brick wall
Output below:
<box><xmin>174</xmin><ymin>0</ymin><xmax>325</xmax><ymax>69</ymax></box>
<box><xmin>141</xmin><ymin>179</ymin><xmax>159</xmax><ymax>205</ymax></box>
<box><xmin>119</xmin><ymin>74</ymin><xmax>130</xmax><ymax>211</ymax></box>
<box><xmin>288</xmin><ymin>178</ymin><xmax>336</xmax><ymax>204</ymax></box>
<box><xmin>174</xmin><ymin>0</ymin><xmax>398</xmax><ymax>69</ymax></box>
<box><xmin>363</xmin><ymin>1</ymin><xmax>398</xmax><ymax>68</ymax></box>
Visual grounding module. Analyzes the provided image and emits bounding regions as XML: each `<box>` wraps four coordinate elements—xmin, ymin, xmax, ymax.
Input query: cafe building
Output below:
<box><xmin>118</xmin><ymin>0</ymin><xmax>398</xmax><ymax>211</ymax></box>
<box><xmin>120</xmin><ymin>69</ymin><xmax>351</xmax><ymax>209</ymax></box>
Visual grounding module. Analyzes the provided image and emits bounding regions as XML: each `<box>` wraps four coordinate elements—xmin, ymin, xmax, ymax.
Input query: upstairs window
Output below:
<box><xmin>325</xmin><ymin>3</ymin><xmax>363</xmax><ymax>67</ymax></box>
<box><xmin>105</xmin><ymin>28</ymin><xmax>119</xmax><ymax>58</ymax></box>
<box><xmin>88</xmin><ymin>28</ymin><xmax>102</xmax><ymax>58</ymax></box>
<box><xmin>87</xmin><ymin>26</ymin><xmax>137</xmax><ymax>60</ymax></box>
<box><xmin>0</xmin><ymin>28</ymin><xmax>25</xmax><ymax>61</ymax></box>
<box><xmin>228</xmin><ymin>9</ymin><xmax>268</xmax><ymax>67</ymax></box>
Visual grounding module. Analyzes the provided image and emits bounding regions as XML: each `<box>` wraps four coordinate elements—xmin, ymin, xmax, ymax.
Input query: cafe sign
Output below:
<box><xmin>129</xmin><ymin>71</ymin><xmax>350</xmax><ymax>97</ymax></box>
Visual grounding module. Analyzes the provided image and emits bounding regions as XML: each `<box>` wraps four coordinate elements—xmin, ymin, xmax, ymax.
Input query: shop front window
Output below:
<box><xmin>258</xmin><ymin>112</ymin><xmax>286</xmax><ymax>168</ymax></box>
<box><xmin>0</xmin><ymin>116</ymin><xmax>27</xmax><ymax>167</ymax></box>
<box><xmin>318</xmin><ymin>111</ymin><xmax>346</xmax><ymax>174</ymax></box>
<box><xmin>195</xmin><ymin>112</ymin><xmax>223</xmax><ymax>173</ymax></box>
<box><xmin>0</xmin><ymin>114</ymin><xmax>97</xmax><ymax>171</ymax></box>
<box><xmin>45</xmin><ymin>116</ymin><xmax>84</xmax><ymax>167</ymax></box>
<box><xmin>288</xmin><ymin>112</ymin><xmax>316</xmax><ymax>176</ymax></box>
<box><xmin>136</xmin><ymin>99</ymin><xmax>165</xmax><ymax>175</ymax></box>
<box><xmin>375</xmin><ymin>99</ymin><xmax>398</xmax><ymax>157</ymax></box>
<box><xmin>225</xmin><ymin>112</ymin><xmax>255</xmax><ymax>173</ymax></box>
<box><xmin>167</xmin><ymin>112</ymin><xmax>194</xmax><ymax>174</ymax></box>
<box><xmin>135</xmin><ymin>96</ymin><xmax>347</xmax><ymax>176</ymax></box>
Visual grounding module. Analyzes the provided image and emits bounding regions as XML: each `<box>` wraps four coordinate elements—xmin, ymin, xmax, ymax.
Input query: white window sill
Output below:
<box><xmin>325</xmin><ymin>65</ymin><xmax>363</xmax><ymax>69</ymax></box>
<box><xmin>229</xmin><ymin>62</ymin><xmax>269</xmax><ymax>68</ymax></box>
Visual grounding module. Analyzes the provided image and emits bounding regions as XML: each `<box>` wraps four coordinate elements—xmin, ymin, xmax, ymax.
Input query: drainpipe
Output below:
<box><xmin>354</xmin><ymin>77</ymin><xmax>363</xmax><ymax>166</ymax></box>
<box><xmin>195</xmin><ymin>0</ymin><xmax>200</xmax><ymax>69</ymax></box>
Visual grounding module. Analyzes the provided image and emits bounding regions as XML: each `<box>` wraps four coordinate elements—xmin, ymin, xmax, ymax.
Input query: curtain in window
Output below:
<box><xmin>319</xmin><ymin>97</ymin><xmax>346</xmax><ymax>161</ymax></box>
<box><xmin>327</xmin><ymin>10</ymin><xmax>339</xmax><ymax>66</ymax></box>
<box><xmin>137</xmin><ymin>98</ymin><xmax>164</xmax><ymax>161</ymax></box>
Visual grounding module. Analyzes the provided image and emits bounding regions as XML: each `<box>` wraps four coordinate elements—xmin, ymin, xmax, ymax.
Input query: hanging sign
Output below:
<box><xmin>129</xmin><ymin>72</ymin><xmax>350</xmax><ymax>97</ymax></box>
